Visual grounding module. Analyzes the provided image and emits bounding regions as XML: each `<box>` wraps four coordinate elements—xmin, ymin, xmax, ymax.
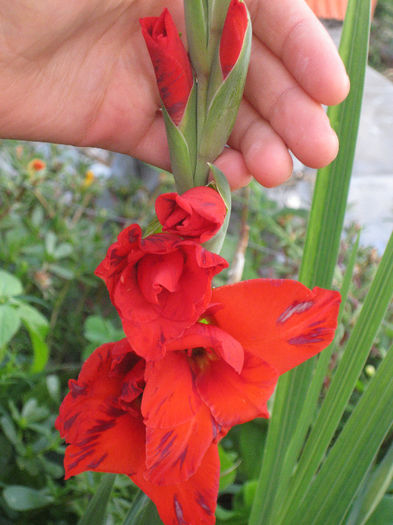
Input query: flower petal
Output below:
<box><xmin>55</xmin><ymin>340</ymin><xmax>146</xmax><ymax>479</ymax></box>
<box><xmin>212</xmin><ymin>279</ymin><xmax>341</xmax><ymax>375</ymax></box>
<box><xmin>134</xmin><ymin>443</ymin><xmax>219</xmax><ymax>525</ymax></box>
<box><xmin>166</xmin><ymin>322</ymin><xmax>244</xmax><ymax>374</ymax></box>
<box><xmin>196</xmin><ymin>354</ymin><xmax>277</xmax><ymax>427</ymax></box>
<box><xmin>145</xmin><ymin>404</ymin><xmax>214</xmax><ymax>484</ymax></box>
<box><xmin>63</xmin><ymin>414</ymin><xmax>145</xmax><ymax>479</ymax></box>
<box><xmin>142</xmin><ymin>352</ymin><xmax>201</xmax><ymax>428</ymax></box>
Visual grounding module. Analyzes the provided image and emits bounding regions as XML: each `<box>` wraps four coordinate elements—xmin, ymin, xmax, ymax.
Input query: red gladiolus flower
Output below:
<box><xmin>95</xmin><ymin>224</ymin><xmax>228</xmax><ymax>360</ymax></box>
<box><xmin>140</xmin><ymin>9</ymin><xmax>194</xmax><ymax>125</ymax></box>
<box><xmin>55</xmin><ymin>340</ymin><xmax>219</xmax><ymax>525</ymax></box>
<box><xmin>220</xmin><ymin>0</ymin><xmax>249</xmax><ymax>78</ymax></box>
<box><xmin>155</xmin><ymin>187</ymin><xmax>227</xmax><ymax>243</ymax></box>
<box><xmin>141</xmin><ymin>279</ymin><xmax>340</xmax><ymax>486</ymax></box>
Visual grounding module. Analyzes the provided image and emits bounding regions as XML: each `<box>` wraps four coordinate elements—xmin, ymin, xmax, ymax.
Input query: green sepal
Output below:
<box><xmin>162</xmin><ymin>83</ymin><xmax>197</xmax><ymax>193</ymax></box>
<box><xmin>203</xmin><ymin>163</ymin><xmax>231</xmax><ymax>254</ymax></box>
<box><xmin>184</xmin><ymin>0</ymin><xmax>208</xmax><ymax>76</ymax></box>
<box><xmin>143</xmin><ymin>218</ymin><xmax>162</xmax><ymax>238</ymax></box>
<box><xmin>195</xmin><ymin>14</ymin><xmax>252</xmax><ymax>185</ymax></box>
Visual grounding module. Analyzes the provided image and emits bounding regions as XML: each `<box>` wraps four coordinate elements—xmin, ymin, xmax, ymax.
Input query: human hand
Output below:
<box><xmin>0</xmin><ymin>0</ymin><xmax>349</xmax><ymax>189</ymax></box>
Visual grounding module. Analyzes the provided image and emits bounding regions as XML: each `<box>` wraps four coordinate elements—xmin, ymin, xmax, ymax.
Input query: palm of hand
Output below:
<box><xmin>0</xmin><ymin>0</ymin><xmax>348</xmax><ymax>188</ymax></box>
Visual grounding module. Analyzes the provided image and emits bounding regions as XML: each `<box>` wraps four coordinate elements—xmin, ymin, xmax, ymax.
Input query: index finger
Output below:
<box><xmin>247</xmin><ymin>0</ymin><xmax>350</xmax><ymax>105</ymax></box>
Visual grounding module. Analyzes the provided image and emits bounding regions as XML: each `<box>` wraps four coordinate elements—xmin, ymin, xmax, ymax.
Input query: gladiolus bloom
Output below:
<box><xmin>55</xmin><ymin>340</ymin><xmax>219</xmax><ymax>525</ymax></box>
<box><xmin>155</xmin><ymin>187</ymin><xmax>227</xmax><ymax>243</ymax></box>
<box><xmin>140</xmin><ymin>9</ymin><xmax>194</xmax><ymax>125</ymax></box>
<box><xmin>220</xmin><ymin>0</ymin><xmax>249</xmax><ymax>78</ymax></box>
<box><xmin>141</xmin><ymin>279</ymin><xmax>340</xmax><ymax>486</ymax></box>
<box><xmin>95</xmin><ymin>224</ymin><xmax>227</xmax><ymax>360</ymax></box>
<box><xmin>57</xmin><ymin>280</ymin><xmax>340</xmax><ymax>524</ymax></box>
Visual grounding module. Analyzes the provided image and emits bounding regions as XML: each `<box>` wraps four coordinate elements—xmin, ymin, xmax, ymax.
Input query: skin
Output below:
<box><xmin>0</xmin><ymin>0</ymin><xmax>349</xmax><ymax>189</ymax></box>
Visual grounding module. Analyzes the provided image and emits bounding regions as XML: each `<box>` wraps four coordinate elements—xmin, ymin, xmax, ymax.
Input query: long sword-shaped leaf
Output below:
<box><xmin>347</xmin><ymin>439</ymin><xmax>393</xmax><ymax>525</ymax></box>
<box><xmin>248</xmin><ymin>1</ymin><xmax>371</xmax><ymax>523</ymax></box>
<box><xmin>123</xmin><ymin>491</ymin><xmax>163</xmax><ymax>525</ymax></box>
<box><xmin>291</xmin><ymin>345</ymin><xmax>393</xmax><ymax>525</ymax></box>
<box><xmin>78</xmin><ymin>474</ymin><xmax>116</xmax><ymax>525</ymax></box>
<box><xmin>278</xmin><ymin>232</ymin><xmax>393</xmax><ymax>524</ymax></box>
<box><xmin>269</xmin><ymin>233</ymin><xmax>360</xmax><ymax>523</ymax></box>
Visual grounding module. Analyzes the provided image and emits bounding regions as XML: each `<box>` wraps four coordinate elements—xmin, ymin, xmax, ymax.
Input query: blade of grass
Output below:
<box><xmin>248</xmin><ymin>1</ymin><xmax>371</xmax><ymax>522</ymax></box>
<box><xmin>290</xmin><ymin>345</ymin><xmax>393</xmax><ymax>525</ymax></box>
<box><xmin>78</xmin><ymin>473</ymin><xmax>116</xmax><ymax>525</ymax></box>
<box><xmin>277</xmin><ymin>231</ymin><xmax>393</xmax><ymax>524</ymax></box>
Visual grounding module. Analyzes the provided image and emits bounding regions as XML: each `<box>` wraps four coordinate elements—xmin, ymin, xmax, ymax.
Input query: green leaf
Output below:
<box><xmin>290</xmin><ymin>345</ymin><xmax>393</xmax><ymax>524</ymax></box>
<box><xmin>123</xmin><ymin>491</ymin><xmax>163</xmax><ymax>525</ymax></box>
<box><xmin>0</xmin><ymin>415</ymin><xmax>18</xmax><ymax>445</ymax></box>
<box><xmin>45</xmin><ymin>231</ymin><xmax>57</xmax><ymax>256</ymax></box>
<box><xmin>0</xmin><ymin>304</ymin><xmax>21</xmax><ymax>347</ymax></box>
<box><xmin>16</xmin><ymin>302</ymin><xmax>49</xmax><ymax>372</ymax></box>
<box><xmin>269</xmin><ymin>233</ymin><xmax>361</xmax><ymax>520</ymax></box>
<box><xmin>53</xmin><ymin>242</ymin><xmax>73</xmax><ymax>259</ymax></box>
<box><xmin>21</xmin><ymin>398</ymin><xmax>49</xmax><ymax>423</ymax></box>
<box><xmin>365</xmin><ymin>496</ymin><xmax>393</xmax><ymax>525</ymax></box>
<box><xmin>84</xmin><ymin>315</ymin><xmax>123</xmax><ymax>346</ymax></box>
<box><xmin>162</xmin><ymin>84</ymin><xmax>197</xmax><ymax>193</ymax></box>
<box><xmin>277</xmin><ymin>232</ymin><xmax>393</xmax><ymax>524</ymax></box>
<box><xmin>16</xmin><ymin>302</ymin><xmax>48</xmax><ymax>333</ymax></box>
<box><xmin>219</xmin><ymin>445</ymin><xmax>238</xmax><ymax>492</ymax></box>
<box><xmin>248</xmin><ymin>2</ymin><xmax>372</xmax><ymax>523</ymax></box>
<box><xmin>3</xmin><ymin>486</ymin><xmax>53</xmax><ymax>511</ymax></box>
<box><xmin>0</xmin><ymin>270</ymin><xmax>23</xmax><ymax>298</ymax></box>
<box><xmin>48</xmin><ymin>264</ymin><xmax>74</xmax><ymax>280</ymax></box>
<box><xmin>347</xmin><ymin>440</ymin><xmax>393</xmax><ymax>525</ymax></box>
<box><xmin>78</xmin><ymin>473</ymin><xmax>116</xmax><ymax>525</ymax></box>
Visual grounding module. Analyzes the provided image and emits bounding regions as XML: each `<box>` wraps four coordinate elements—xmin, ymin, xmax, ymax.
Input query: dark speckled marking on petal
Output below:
<box><xmin>277</xmin><ymin>301</ymin><xmax>314</xmax><ymax>324</ymax></box>
<box><xmin>70</xmin><ymin>381</ymin><xmax>87</xmax><ymax>398</ymax></box>
<box><xmin>87</xmin><ymin>452</ymin><xmax>108</xmax><ymax>469</ymax></box>
<box><xmin>196</xmin><ymin>492</ymin><xmax>213</xmax><ymax>515</ymax></box>
<box><xmin>68</xmin><ymin>449</ymin><xmax>95</xmax><ymax>470</ymax></box>
<box><xmin>64</xmin><ymin>412</ymin><xmax>79</xmax><ymax>431</ymax></box>
<box><xmin>174</xmin><ymin>495</ymin><xmax>187</xmax><ymax>525</ymax></box>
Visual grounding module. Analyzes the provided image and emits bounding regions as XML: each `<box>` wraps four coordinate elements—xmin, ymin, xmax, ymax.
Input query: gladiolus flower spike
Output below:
<box><xmin>57</xmin><ymin>271</ymin><xmax>340</xmax><ymax>525</ymax></box>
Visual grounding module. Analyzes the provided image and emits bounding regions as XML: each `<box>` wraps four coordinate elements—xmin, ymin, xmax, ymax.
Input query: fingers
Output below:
<box><xmin>244</xmin><ymin>34</ymin><xmax>339</xmax><ymax>168</ymax></box>
<box><xmin>247</xmin><ymin>0</ymin><xmax>349</xmax><ymax>105</ymax></box>
<box><xmin>228</xmin><ymin>100</ymin><xmax>293</xmax><ymax>187</ymax></box>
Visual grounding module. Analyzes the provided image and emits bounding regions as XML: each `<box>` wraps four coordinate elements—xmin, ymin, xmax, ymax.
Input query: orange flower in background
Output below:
<box><xmin>155</xmin><ymin>187</ymin><xmax>227</xmax><ymax>243</ymax></box>
<box><xmin>140</xmin><ymin>9</ymin><xmax>194</xmax><ymax>125</ymax></box>
<box><xmin>56</xmin><ymin>339</ymin><xmax>219</xmax><ymax>525</ymax></box>
<box><xmin>82</xmin><ymin>169</ymin><xmax>95</xmax><ymax>188</ymax></box>
<box><xmin>95</xmin><ymin>224</ymin><xmax>228</xmax><ymax>360</ymax></box>
<box><xmin>28</xmin><ymin>158</ymin><xmax>46</xmax><ymax>172</ymax></box>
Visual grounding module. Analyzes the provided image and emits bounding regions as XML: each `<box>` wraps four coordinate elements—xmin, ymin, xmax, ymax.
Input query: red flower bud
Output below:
<box><xmin>155</xmin><ymin>186</ymin><xmax>227</xmax><ymax>243</ymax></box>
<box><xmin>140</xmin><ymin>9</ymin><xmax>193</xmax><ymax>125</ymax></box>
<box><xmin>219</xmin><ymin>0</ymin><xmax>248</xmax><ymax>78</ymax></box>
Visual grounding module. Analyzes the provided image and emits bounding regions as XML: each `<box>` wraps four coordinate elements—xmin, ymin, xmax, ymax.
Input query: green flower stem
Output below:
<box><xmin>194</xmin><ymin>74</ymin><xmax>210</xmax><ymax>186</ymax></box>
